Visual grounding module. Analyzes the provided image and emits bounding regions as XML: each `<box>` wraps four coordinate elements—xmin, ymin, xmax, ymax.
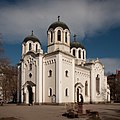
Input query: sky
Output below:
<box><xmin>0</xmin><ymin>0</ymin><xmax>120</xmax><ymax>74</ymax></box>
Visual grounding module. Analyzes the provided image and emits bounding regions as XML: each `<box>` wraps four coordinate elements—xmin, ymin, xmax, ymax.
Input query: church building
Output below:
<box><xmin>17</xmin><ymin>17</ymin><xmax>110</xmax><ymax>104</ymax></box>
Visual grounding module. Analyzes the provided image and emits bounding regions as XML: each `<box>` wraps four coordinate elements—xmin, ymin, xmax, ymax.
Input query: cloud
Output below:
<box><xmin>100</xmin><ymin>58</ymin><xmax>120</xmax><ymax>74</ymax></box>
<box><xmin>0</xmin><ymin>0</ymin><xmax>120</xmax><ymax>44</ymax></box>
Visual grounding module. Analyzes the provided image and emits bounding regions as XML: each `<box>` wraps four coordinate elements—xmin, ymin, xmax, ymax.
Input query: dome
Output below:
<box><xmin>48</xmin><ymin>16</ymin><xmax>69</xmax><ymax>31</ymax></box>
<box><xmin>70</xmin><ymin>40</ymin><xmax>85</xmax><ymax>49</ymax></box>
<box><xmin>23</xmin><ymin>31</ymin><xmax>41</xmax><ymax>45</ymax></box>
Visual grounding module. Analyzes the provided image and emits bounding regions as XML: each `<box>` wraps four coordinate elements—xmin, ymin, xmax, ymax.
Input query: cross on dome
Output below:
<box><xmin>31</xmin><ymin>30</ymin><xmax>34</xmax><ymax>36</ymax></box>
<box><xmin>73</xmin><ymin>34</ymin><xmax>76</xmax><ymax>41</ymax></box>
<box><xmin>58</xmin><ymin>16</ymin><xmax>60</xmax><ymax>21</ymax></box>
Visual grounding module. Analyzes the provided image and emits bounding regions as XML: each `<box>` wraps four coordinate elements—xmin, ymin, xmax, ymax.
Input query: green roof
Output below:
<box><xmin>70</xmin><ymin>40</ymin><xmax>85</xmax><ymax>49</ymax></box>
<box><xmin>23</xmin><ymin>34</ymin><xmax>41</xmax><ymax>45</ymax></box>
<box><xmin>48</xmin><ymin>21</ymin><xmax>69</xmax><ymax>30</ymax></box>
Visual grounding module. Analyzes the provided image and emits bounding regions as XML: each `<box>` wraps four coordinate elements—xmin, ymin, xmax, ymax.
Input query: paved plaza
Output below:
<box><xmin>0</xmin><ymin>104</ymin><xmax>120</xmax><ymax>120</ymax></box>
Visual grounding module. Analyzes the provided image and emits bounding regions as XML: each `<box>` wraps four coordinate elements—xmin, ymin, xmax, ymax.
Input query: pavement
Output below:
<box><xmin>0</xmin><ymin>103</ymin><xmax>120</xmax><ymax>120</ymax></box>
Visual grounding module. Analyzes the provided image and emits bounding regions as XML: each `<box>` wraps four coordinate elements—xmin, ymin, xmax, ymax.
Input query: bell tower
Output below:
<box><xmin>22</xmin><ymin>31</ymin><xmax>43</xmax><ymax>56</ymax></box>
<box><xmin>70</xmin><ymin>35</ymin><xmax>86</xmax><ymax>65</ymax></box>
<box><xmin>47</xmin><ymin>16</ymin><xmax>70</xmax><ymax>53</ymax></box>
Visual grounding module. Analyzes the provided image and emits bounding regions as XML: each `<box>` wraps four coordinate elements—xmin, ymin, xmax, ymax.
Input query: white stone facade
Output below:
<box><xmin>17</xmin><ymin>19</ymin><xmax>110</xmax><ymax>104</ymax></box>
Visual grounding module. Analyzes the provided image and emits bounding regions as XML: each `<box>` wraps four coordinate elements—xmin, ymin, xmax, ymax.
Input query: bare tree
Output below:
<box><xmin>1</xmin><ymin>65</ymin><xmax>17</xmax><ymax>102</ymax></box>
<box><xmin>108</xmin><ymin>73</ymin><xmax>120</xmax><ymax>102</ymax></box>
<box><xmin>0</xmin><ymin>34</ymin><xmax>17</xmax><ymax>103</ymax></box>
<box><xmin>0</xmin><ymin>33</ymin><xmax>10</xmax><ymax>74</ymax></box>
<box><xmin>0</xmin><ymin>33</ymin><xmax>4</xmax><ymax>56</ymax></box>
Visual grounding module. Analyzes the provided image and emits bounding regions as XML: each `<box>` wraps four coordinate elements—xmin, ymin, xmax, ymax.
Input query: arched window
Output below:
<box><xmin>48</xmin><ymin>70</ymin><xmax>52</xmax><ymax>77</ymax></box>
<box><xmin>36</xmin><ymin>44</ymin><xmax>38</xmax><ymax>52</ymax></box>
<box><xmin>29</xmin><ymin>43</ymin><xmax>32</xmax><ymax>50</ymax></box>
<box><xmin>29</xmin><ymin>73</ymin><xmax>32</xmax><ymax>78</ymax></box>
<box><xmin>73</xmin><ymin>49</ymin><xmax>76</xmax><ymax>57</ymax></box>
<box><xmin>78</xmin><ymin>50</ymin><xmax>81</xmax><ymax>58</ymax></box>
<box><xmin>29</xmin><ymin>63</ymin><xmax>32</xmax><ymax>71</ymax></box>
<box><xmin>51</xmin><ymin>31</ymin><xmax>53</xmax><ymax>43</ymax></box>
<box><xmin>48</xmin><ymin>88</ymin><xmax>52</xmax><ymax>96</ymax></box>
<box><xmin>85</xmin><ymin>81</ymin><xmax>88</xmax><ymax>96</ymax></box>
<box><xmin>65</xmin><ymin>70</ymin><xmax>68</xmax><ymax>77</ymax></box>
<box><xmin>65</xmin><ymin>32</ymin><xmax>67</xmax><ymax>43</ymax></box>
<box><xmin>96</xmin><ymin>75</ymin><xmax>100</xmax><ymax>94</ymax></box>
<box><xmin>57</xmin><ymin>30</ymin><xmax>61</xmax><ymax>41</ymax></box>
<box><xmin>65</xmin><ymin>88</ymin><xmax>68</xmax><ymax>96</ymax></box>
<box><xmin>83</xmin><ymin>51</ymin><xmax>84</xmax><ymax>59</ymax></box>
<box><xmin>77</xmin><ymin>88</ymin><xmax>79</xmax><ymax>102</ymax></box>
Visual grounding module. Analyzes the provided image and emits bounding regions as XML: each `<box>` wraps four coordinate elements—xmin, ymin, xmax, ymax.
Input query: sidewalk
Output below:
<box><xmin>0</xmin><ymin>104</ymin><xmax>120</xmax><ymax>120</ymax></box>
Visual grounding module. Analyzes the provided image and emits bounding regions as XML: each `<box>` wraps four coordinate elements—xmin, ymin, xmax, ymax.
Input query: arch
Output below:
<box><xmin>48</xmin><ymin>70</ymin><xmax>52</xmax><ymax>77</ymax></box>
<box><xmin>29</xmin><ymin>73</ymin><xmax>32</xmax><ymax>78</ymax></box>
<box><xmin>73</xmin><ymin>49</ymin><xmax>76</xmax><ymax>57</ymax></box>
<box><xmin>23</xmin><ymin>81</ymin><xmax>36</xmax><ymax>104</ymax></box>
<box><xmin>65</xmin><ymin>70</ymin><xmax>69</xmax><ymax>77</ymax></box>
<box><xmin>85</xmin><ymin>81</ymin><xmax>88</xmax><ymax>96</ymax></box>
<box><xmin>75</xmin><ymin>82</ymin><xmax>84</xmax><ymax>88</ymax></box>
<box><xmin>65</xmin><ymin>32</ymin><xmax>67</xmax><ymax>43</ymax></box>
<box><xmin>78</xmin><ymin>49</ymin><xmax>81</xmax><ymax>58</ymax></box>
<box><xmin>29</xmin><ymin>43</ymin><xmax>32</xmax><ymax>50</ymax></box>
<box><xmin>83</xmin><ymin>50</ymin><xmax>84</xmax><ymax>59</ymax></box>
<box><xmin>75</xmin><ymin>82</ymin><xmax>84</xmax><ymax>102</ymax></box>
<box><xmin>48</xmin><ymin>88</ymin><xmax>52</xmax><ymax>96</ymax></box>
<box><xmin>65</xmin><ymin>88</ymin><xmax>69</xmax><ymax>96</ymax></box>
<box><xmin>82</xmin><ymin>49</ymin><xmax>86</xmax><ymax>60</ymax></box>
<box><xmin>27</xmin><ymin>85</ymin><xmax>33</xmax><ymax>104</ymax></box>
<box><xmin>36</xmin><ymin>44</ymin><xmax>38</xmax><ymax>52</ymax></box>
<box><xmin>76</xmin><ymin>87</ymin><xmax>83</xmax><ymax>102</ymax></box>
<box><xmin>77</xmin><ymin>87</ymin><xmax>80</xmax><ymax>102</ymax></box>
<box><xmin>51</xmin><ymin>31</ymin><xmax>53</xmax><ymax>43</ymax></box>
<box><xmin>96</xmin><ymin>74</ymin><xmax>100</xmax><ymax>94</ymax></box>
<box><xmin>57</xmin><ymin>30</ymin><xmax>61</xmax><ymax>41</ymax></box>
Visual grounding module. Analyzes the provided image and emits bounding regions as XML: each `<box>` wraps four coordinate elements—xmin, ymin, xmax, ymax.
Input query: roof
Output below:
<box><xmin>23</xmin><ymin>81</ymin><xmax>36</xmax><ymax>88</ymax></box>
<box><xmin>23</xmin><ymin>31</ymin><xmax>41</xmax><ymax>44</ymax></box>
<box><xmin>48</xmin><ymin>17</ymin><xmax>69</xmax><ymax>31</ymax></box>
<box><xmin>26</xmin><ymin>81</ymin><xmax>36</xmax><ymax>86</ymax></box>
<box><xmin>70</xmin><ymin>40</ymin><xmax>85</xmax><ymax>49</ymax></box>
<box><xmin>48</xmin><ymin>21</ymin><xmax>69</xmax><ymax>30</ymax></box>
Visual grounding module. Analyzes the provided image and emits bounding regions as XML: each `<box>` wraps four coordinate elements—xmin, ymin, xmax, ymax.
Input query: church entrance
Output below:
<box><xmin>77</xmin><ymin>87</ymin><xmax>83</xmax><ymax>103</ymax></box>
<box><xmin>75</xmin><ymin>82</ymin><xmax>84</xmax><ymax>103</ymax></box>
<box><xmin>23</xmin><ymin>81</ymin><xmax>36</xmax><ymax>104</ymax></box>
<box><xmin>27</xmin><ymin>85</ymin><xmax>33</xmax><ymax>104</ymax></box>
